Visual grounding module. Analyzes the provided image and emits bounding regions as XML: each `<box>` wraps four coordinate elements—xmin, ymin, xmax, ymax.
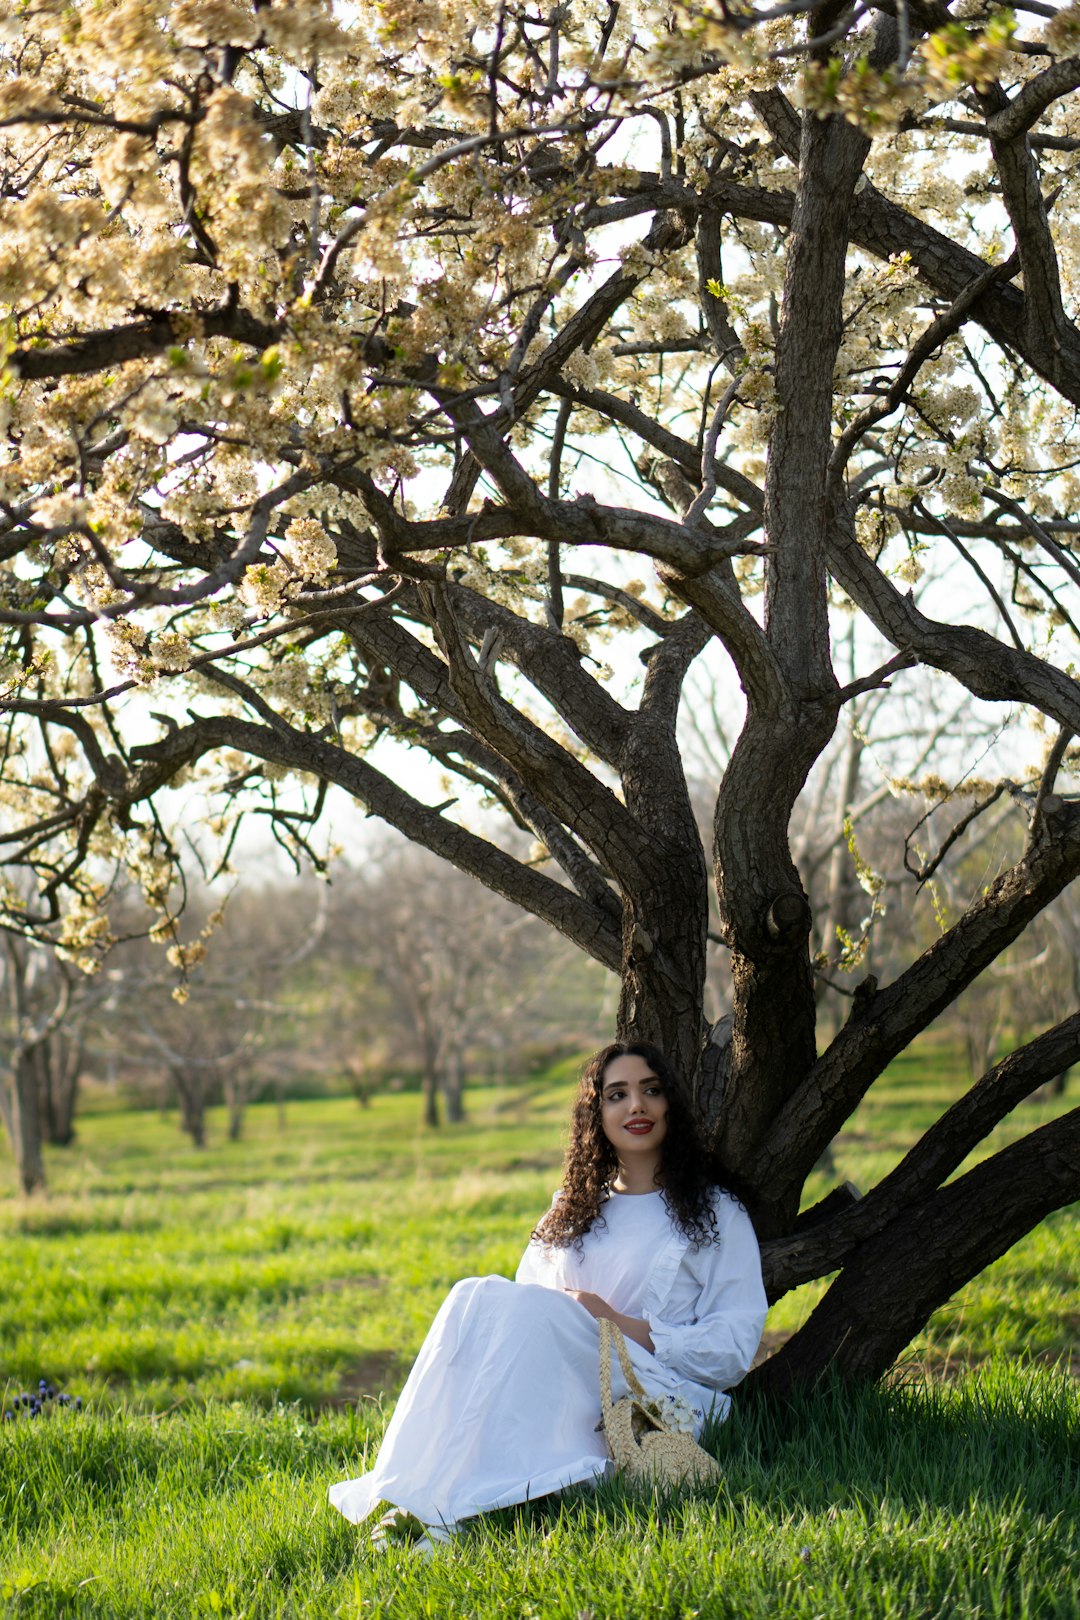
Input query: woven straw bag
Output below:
<box><xmin>598</xmin><ymin>1317</ymin><xmax>722</xmax><ymax>1488</ymax></box>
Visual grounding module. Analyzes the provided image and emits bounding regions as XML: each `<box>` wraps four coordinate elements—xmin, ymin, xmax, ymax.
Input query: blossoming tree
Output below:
<box><xmin>1</xmin><ymin>0</ymin><xmax>1079</xmax><ymax>1386</ymax></box>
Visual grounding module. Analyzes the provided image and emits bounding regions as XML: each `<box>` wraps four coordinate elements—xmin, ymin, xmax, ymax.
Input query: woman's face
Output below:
<box><xmin>598</xmin><ymin>1052</ymin><xmax>668</xmax><ymax>1163</ymax></box>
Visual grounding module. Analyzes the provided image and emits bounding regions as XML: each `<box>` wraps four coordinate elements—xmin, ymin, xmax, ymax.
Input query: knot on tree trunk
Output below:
<box><xmin>764</xmin><ymin>891</ymin><xmax>812</xmax><ymax>944</ymax></box>
<box><xmin>845</xmin><ymin>973</ymin><xmax>879</xmax><ymax>1024</ymax></box>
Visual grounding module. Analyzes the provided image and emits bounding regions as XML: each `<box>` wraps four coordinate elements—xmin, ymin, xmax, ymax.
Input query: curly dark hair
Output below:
<box><xmin>531</xmin><ymin>1041</ymin><xmax>722</xmax><ymax>1250</ymax></box>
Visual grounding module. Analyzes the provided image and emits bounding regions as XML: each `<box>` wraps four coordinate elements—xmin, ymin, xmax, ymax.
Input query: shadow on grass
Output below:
<box><xmin>473</xmin><ymin>1362</ymin><xmax>1080</xmax><ymax>1544</ymax></box>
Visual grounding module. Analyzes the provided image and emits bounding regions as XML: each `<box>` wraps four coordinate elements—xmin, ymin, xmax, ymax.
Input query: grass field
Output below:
<box><xmin>4</xmin><ymin>1053</ymin><xmax>1078</xmax><ymax>1618</ymax></box>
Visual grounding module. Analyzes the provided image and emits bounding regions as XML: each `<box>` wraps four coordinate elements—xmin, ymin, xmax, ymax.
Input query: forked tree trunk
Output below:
<box><xmin>739</xmin><ymin>1011</ymin><xmax>1080</xmax><ymax>1389</ymax></box>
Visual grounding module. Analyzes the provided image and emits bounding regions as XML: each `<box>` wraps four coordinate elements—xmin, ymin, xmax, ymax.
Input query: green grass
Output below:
<box><xmin>5</xmin><ymin>1084</ymin><xmax>581</xmax><ymax>1411</ymax></box>
<box><xmin>3</xmin><ymin>1053</ymin><xmax>1078</xmax><ymax>1617</ymax></box>
<box><xmin>5</xmin><ymin>1073</ymin><xmax>1075</xmax><ymax>1409</ymax></box>
<box><xmin>1</xmin><ymin>1369</ymin><xmax>1076</xmax><ymax>1618</ymax></box>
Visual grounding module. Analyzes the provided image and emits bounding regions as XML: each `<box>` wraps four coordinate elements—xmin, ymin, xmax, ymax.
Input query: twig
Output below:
<box><xmin>1027</xmin><ymin>725</ymin><xmax>1073</xmax><ymax>853</ymax></box>
<box><xmin>835</xmin><ymin>649</ymin><xmax>917</xmax><ymax>705</ymax></box>
<box><xmin>904</xmin><ymin>784</ymin><xmax>1006</xmax><ymax>884</ymax></box>
<box><xmin>682</xmin><ymin>377</ymin><xmax>741</xmax><ymax>529</ymax></box>
<box><xmin>915</xmin><ymin>499</ymin><xmax>1026</xmax><ymax>653</ymax></box>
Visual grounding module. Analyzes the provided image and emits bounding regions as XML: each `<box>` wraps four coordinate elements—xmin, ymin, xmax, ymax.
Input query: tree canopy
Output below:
<box><xmin>1</xmin><ymin>0</ymin><xmax>1079</xmax><ymax>1386</ymax></box>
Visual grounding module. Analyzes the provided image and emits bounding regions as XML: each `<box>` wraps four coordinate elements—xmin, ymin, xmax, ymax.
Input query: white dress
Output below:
<box><xmin>328</xmin><ymin>1187</ymin><xmax>767</xmax><ymax>1529</ymax></box>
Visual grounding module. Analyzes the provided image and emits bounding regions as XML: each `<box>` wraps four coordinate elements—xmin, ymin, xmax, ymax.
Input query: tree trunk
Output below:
<box><xmin>37</xmin><ymin>1032</ymin><xmax>81</xmax><ymax>1146</ymax></box>
<box><xmin>7</xmin><ymin>1052</ymin><xmax>45</xmax><ymax>1194</ymax></box>
<box><xmin>616</xmin><ymin>875</ymin><xmax>708</xmax><ymax>1088</ymax></box>
<box><xmin>442</xmin><ymin>1049</ymin><xmax>466</xmax><ymax>1123</ymax></box>
<box><xmin>226</xmin><ymin>1080</ymin><xmax>244</xmax><ymax>1141</ymax></box>
<box><xmin>617</xmin><ymin>617</ymin><xmax>712</xmax><ymax>1086</ymax></box>
<box><xmin>712</xmin><ymin>110</ymin><xmax>869</xmax><ymax>1219</ymax></box>
<box><xmin>173</xmin><ymin>1071</ymin><xmax>207</xmax><ymax>1147</ymax></box>
<box><xmin>421</xmin><ymin>1055</ymin><xmax>441</xmax><ymax>1128</ymax></box>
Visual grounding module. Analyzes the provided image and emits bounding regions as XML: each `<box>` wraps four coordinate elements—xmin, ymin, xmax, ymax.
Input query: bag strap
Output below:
<box><xmin>598</xmin><ymin>1316</ymin><xmax>648</xmax><ymax>1406</ymax></box>
<box><xmin>598</xmin><ymin>1316</ymin><xmax>616</xmax><ymax>1425</ymax></box>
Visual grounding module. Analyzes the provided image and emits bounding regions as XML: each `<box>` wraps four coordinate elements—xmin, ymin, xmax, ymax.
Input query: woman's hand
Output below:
<box><xmin>563</xmin><ymin>1289</ymin><xmax>655</xmax><ymax>1354</ymax></box>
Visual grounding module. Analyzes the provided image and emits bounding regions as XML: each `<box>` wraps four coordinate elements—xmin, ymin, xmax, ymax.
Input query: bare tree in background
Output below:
<box><xmin>329</xmin><ymin>849</ymin><xmax>595</xmax><ymax>1124</ymax></box>
<box><xmin>0</xmin><ymin>937</ymin><xmax>116</xmax><ymax>1190</ymax></box>
<box><xmin>110</xmin><ymin>883</ymin><xmax>329</xmax><ymax>1145</ymax></box>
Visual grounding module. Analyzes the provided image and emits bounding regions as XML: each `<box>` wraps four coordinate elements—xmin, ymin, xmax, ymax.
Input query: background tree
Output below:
<box><xmin>1</xmin><ymin>0</ymin><xmax>1079</xmax><ymax>1387</ymax></box>
<box><xmin>111</xmin><ymin>880</ymin><xmax>329</xmax><ymax>1143</ymax></box>
<box><xmin>329</xmin><ymin>845</ymin><xmax>588</xmax><ymax>1124</ymax></box>
<box><xmin>0</xmin><ymin>931</ymin><xmax>118</xmax><ymax>1189</ymax></box>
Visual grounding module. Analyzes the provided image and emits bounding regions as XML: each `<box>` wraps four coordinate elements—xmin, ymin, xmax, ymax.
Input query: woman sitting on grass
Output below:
<box><xmin>328</xmin><ymin>1040</ymin><xmax>768</xmax><ymax>1550</ymax></box>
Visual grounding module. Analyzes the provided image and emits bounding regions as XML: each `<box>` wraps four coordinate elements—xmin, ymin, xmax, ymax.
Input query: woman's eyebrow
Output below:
<box><xmin>601</xmin><ymin>1074</ymin><xmax>659</xmax><ymax>1094</ymax></box>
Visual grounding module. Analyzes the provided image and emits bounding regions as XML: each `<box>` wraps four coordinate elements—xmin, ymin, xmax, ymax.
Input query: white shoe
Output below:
<box><xmin>369</xmin><ymin>1509</ymin><xmax>425</xmax><ymax>1552</ymax></box>
<box><xmin>370</xmin><ymin>1509</ymin><xmax>458</xmax><ymax>1556</ymax></box>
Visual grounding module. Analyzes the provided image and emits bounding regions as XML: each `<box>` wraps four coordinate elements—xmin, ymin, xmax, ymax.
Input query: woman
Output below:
<box><xmin>328</xmin><ymin>1041</ymin><xmax>767</xmax><ymax>1546</ymax></box>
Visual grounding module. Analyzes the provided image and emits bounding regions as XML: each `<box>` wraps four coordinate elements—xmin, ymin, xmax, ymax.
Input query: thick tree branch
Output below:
<box><xmin>417</xmin><ymin>582</ymin><xmax>662</xmax><ymax>886</ymax></box>
<box><xmin>747</xmin><ymin>798</ymin><xmax>1080</xmax><ymax>1200</ymax></box>
<box><xmin>761</xmin><ymin>1011</ymin><xmax>1080</xmax><ymax>1297</ymax></box>
<box><xmin>979</xmin><ymin>84</ymin><xmax>1069</xmax><ymax>352</ymax></box>
<box><xmin>452</xmin><ymin>409</ymin><xmax>764</xmax><ymax>576</ymax></box>
<box><xmin>8</xmin><ymin>301</ymin><xmax>278</xmax><ymax>380</ymax></box>
<box><xmin>826</xmin><ymin>493</ymin><xmax>1080</xmax><ymax>736</ymax></box>
<box><xmin>137</xmin><ymin>709</ymin><xmax>624</xmax><ymax>969</ymax></box>
<box><xmin>752</xmin><ymin>1105</ymin><xmax>1080</xmax><ymax>1391</ymax></box>
<box><xmin>986</xmin><ymin>56</ymin><xmax>1080</xmax><ymax>141</ymax></box>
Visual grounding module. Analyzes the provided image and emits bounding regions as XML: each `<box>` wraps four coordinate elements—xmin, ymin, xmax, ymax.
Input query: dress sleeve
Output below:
<box><xmin>514</xmin><ymin>1191</ymin><xmax>561</xmax><ymax>1288</ymax></box>
<box><xmin>644</xmin><ymin>1197</ymin><xmax>768</xmax><ymax>1392</ymax></box>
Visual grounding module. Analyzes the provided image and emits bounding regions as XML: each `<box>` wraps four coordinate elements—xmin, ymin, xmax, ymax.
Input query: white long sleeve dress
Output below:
<box><xmin>328</xmin><ymin>1187</ymin><xmax>767</xmax><ymax>1530</ymax></box>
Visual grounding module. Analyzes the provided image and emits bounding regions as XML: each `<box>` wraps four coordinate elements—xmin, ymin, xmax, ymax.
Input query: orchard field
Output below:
<box><xmin>3</xmin><ymin>1051</ymin><xmax>1078</xmax><ymax>1619</ymax></box>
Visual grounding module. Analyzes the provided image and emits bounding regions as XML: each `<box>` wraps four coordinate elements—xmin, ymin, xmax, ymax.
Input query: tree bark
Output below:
<box><xmin>761</xmin><ymin>1010</ymin><xmax>1080</xmax><ymax>1298</ymax></box>
<box><xmin>442</xmin><ymin>1049</ymin><xmax>466</xmax><ymax>1124</ymax></box>
<box><xmin>6</xmin><ymin>1052</ymin><xmax>45</xmax><ymax>1194</ymax></box>
<box><xmin>172</xmin><ymin>1071</ymin><xmax>207</xmax><ymax>1147</ymax></box>
<box><xmin>422</xmin><ymin>1067</ymin><xmax>441</xmax><ymax>1129</ymax></box>
<box><xmin>747</xmin><ymin>798</ymin><xmax>1080</xmax><ymax>1208</ymax></box>
<box><xmin>750</xmin><ymin>1106</ymin><xmax>1080</xmax><ymax>1393</ymax></box>
<box><xmin>36</xmin><ymin>1032</ymin><xmax>82</xmax><ymax>1146</ymax></box>
<box><xmin>617</xmin><ymin>616</ymin><xmax>712</xmax><ymax>1082</ymax></box>
<box><xmin>713</xmin><ymin>110</ymin><xmax>867</xmax><ymax>1215</ymax></box>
